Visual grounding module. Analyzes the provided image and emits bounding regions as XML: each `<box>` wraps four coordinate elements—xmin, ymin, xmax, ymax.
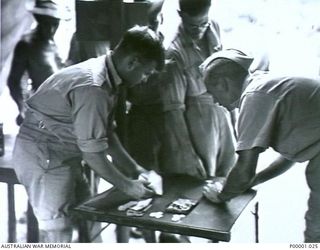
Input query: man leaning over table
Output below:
<box><xmin>201</xmin><ymin>49</ymin><xmax>320</xmax><ymax>242</ymax></box>
<box><xmin>12</xmin><ymin>26</ymin><xmax>165</xmax><ymax>243</ymax></box>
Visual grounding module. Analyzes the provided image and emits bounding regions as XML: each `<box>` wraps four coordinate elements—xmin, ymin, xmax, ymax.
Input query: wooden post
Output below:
<box><xmin>8</xmin><ymin>183</ymin><xmax>16</xmax><ymax>242</ymax></box>
<box><xmin>253</xmin><ymin>202</ymin><xmax>259</xmax><ymax>243</ymax></box>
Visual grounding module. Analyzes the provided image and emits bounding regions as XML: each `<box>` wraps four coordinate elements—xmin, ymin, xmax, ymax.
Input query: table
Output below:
<box><xmin>74</xmin><ymin>176</ymin><xmax>257</xmax><ymax>242</ymax></box>
<box><xmin>0</xmin><ymin>134</ymin><xmax>39</xmax><ymax>243</ymax></box>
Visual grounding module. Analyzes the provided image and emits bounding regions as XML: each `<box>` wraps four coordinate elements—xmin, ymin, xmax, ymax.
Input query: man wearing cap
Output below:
<box><xmin>201</xmin><ymin>49</ymin><xmax>320</xmax><ymax>242</ymax></box>
<box><xmin>12</xmin><ymin>26</ymin><xmax>165</xmax><ymax>242</ymax></box>
<box><xmin>7</xmin><ymin>0</ymin><xmax>70</xmax><ymax>125</ymax></box>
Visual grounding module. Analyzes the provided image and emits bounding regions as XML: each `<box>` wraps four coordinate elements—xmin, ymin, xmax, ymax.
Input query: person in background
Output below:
<box><xmin>12</xmin><ymin>26</ymin><xmax>165</xmax><ymax>243</ymax></box>
<box><xmin>201</xmin><ymin>49</ymin><xmax>320</xmax><ymax>243</ymax></box>
<box><xmin>167</xmin><ymin>0</ymin><xmax>236</xmax><ymax>178</ymax></box>
<box><xmin>128</xmin><ymin>0</ymin><xmax>235</xmax><ymax>183</ymax></box>
<box><xmin>7</xmin><ymin>0</ymin><xmax>69</xmax><ymax>125</ymax></box>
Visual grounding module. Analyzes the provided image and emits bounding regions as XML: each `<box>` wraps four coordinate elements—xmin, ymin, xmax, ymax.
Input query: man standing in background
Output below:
<box><xmin>128</xmin><ymin>0</ymin><xmax>236</xmax><ymax>180</ymax></box>
<box><xmin>164</xmin><ymin>0</ymin><xmax>235</xmax><ymax>177</ymax></box>
<box><xmin>7</xmin><ymin>0</ymin><xmax>70</xmax><ymax>125</ymax></box>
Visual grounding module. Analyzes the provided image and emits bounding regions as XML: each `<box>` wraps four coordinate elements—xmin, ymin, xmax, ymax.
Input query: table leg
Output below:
<box><xmin>253</xmin><ymin>202</ymin><xmax>259</xmax><ymax>243</ymax></box>
<box><xmin>78</xmin><ymin>220</ymin><xmax>90</xmax><ymax>242</ymax></box>
<box><xmin>8</xmin><ymin>183</ymin><xmax>16</xmax><ymax>243</ymax></box>
<box><xmin>116</xmin><ymin>225</ymin><xmax>130</xmax><ymax>243</ymax></box>
<box><xmin>142</xmin><ymin>229</ymin><xmax>156</xmax><ymax>243</ymax></box>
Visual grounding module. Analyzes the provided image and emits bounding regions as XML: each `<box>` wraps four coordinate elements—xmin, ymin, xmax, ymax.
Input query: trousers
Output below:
<box><xmin>12</xmin><ymin>111</ymin><xmax>92</xmax><ymax>241</ymax></box>
<box><xmin>305</xmin><ymin>152</ymin><xmax>320</xmax><ymax>242</ymax></box>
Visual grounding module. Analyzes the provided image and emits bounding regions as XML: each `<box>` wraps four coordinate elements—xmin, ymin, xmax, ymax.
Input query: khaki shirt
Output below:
<box><xmin>237</xmin><ymin>72</ymin><xmax>320</xmax><ymax>162</ymax></box>
<box><xmin>26</xmin><ymin>52</ymin><xmax>122</xmax><ymax>153</ymax></box>
<box><xmin>165</xmin><ymin>20</ymin><xmax>222</xmax><ymax>101</ymax></box>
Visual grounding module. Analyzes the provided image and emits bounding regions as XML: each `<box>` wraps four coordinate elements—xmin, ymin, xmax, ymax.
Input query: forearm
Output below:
<box><xmin>250</xmin><ymin>155</ymin><xmax>294</xmax><ymax>187</ymax></box>
<box><xmin>8</xmin><ymin>45</ymin><xmax>27</xmax><ymax>112</ymax></box>
<box><xmin>219</xmin><ymin>164</ymin><xmax>255</xmax><ymax>201</ymax></box>
<box><xmin>107</xmin><ymin>132</ymin><xmax>144</xmax><ymax>178</ymax></box>
<box><xmin>82</xmin><ymin>150</ymin><xmax>133</xmax><ymax>193</ymax></box>
<box><xmin>219</xmin><ymin>149</ymin><xmax>260</xmax><ymax>201</ymax></box>
<box><xmin>8</xmin><ymin>75</ymin><xmax>25</xmax><ymax>112</ymax></box>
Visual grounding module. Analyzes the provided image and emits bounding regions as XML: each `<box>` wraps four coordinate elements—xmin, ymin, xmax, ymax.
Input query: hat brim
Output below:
<box><xmin>200</xmin><ymin>49</ymin><xmax>254</xmax><ymax>73</ymax></box>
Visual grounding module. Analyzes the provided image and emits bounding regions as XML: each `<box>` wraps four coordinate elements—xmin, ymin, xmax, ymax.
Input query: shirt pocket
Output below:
<box><xmin>184</xmin><ymin>64</ymin><xmax>206</xmax><ymax>96</ymax></box>
<box><xmin>38</xmin><ymin>141</ymin><xmax>82</xmax><ymax>171</ymax></box>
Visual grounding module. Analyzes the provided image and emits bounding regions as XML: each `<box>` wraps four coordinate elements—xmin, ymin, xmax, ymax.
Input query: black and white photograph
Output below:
<box><xmin>1</xmin><ymin>0</ymin><xmax>320</xmax><ymax>247</ymax></box>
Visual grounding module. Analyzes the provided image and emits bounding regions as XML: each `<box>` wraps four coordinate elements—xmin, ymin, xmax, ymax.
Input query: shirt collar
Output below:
<box><xmin>105</xmin><ymin>50</ymin><xmax>122</xmax><ymax>88</ymax></box>
<box><xmin>179</xmin><ymin>22</ymin><xmax>222</xmax><ymax>52</ymax></box>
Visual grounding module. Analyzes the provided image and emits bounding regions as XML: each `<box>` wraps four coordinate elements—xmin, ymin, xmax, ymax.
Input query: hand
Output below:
<box><xmin>138</xmin><ymin>170</ymin><xmax>163</xmax><ymax>195</ymax></box>
<box><xmin>206</xmin><ymin>177</ymin><xmax>226</xmax><ymax>187</ymax></box>
<box><xmin>203</xmin><ymin>181</ymin><xmax>224</xmax><ymax>204</ymax></box>
<box><xmin>124</xmin><ymin>179</ymin><xmax>155</xmax><ymax>200</ymax></box>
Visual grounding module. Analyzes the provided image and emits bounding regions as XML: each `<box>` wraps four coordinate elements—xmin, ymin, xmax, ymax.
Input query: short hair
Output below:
<box><xmin>179</xmin><ymin>0</ymin><xmax>211</xmax><ymax>16</ymax></box>
<box><xmin>116</xmin><ymin>25</ymin><xmax>165</xmax><ymax>71</ymax></box>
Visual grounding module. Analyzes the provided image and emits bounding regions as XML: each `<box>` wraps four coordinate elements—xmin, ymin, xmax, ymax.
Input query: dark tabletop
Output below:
<box><xmin>74</xmin><ymin>175</ymin><xmax>256</xmax><ymax>241</ymax></box>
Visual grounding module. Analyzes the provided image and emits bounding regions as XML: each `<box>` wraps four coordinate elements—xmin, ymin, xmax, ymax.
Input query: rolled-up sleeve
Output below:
<box><xmin>69</xmin><ymin>85</ymin><xmax>112</xmax><ymax>153</ymax></box>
